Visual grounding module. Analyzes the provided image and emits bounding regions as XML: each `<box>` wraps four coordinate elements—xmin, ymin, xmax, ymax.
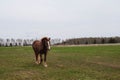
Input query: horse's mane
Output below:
<box><xmin>40</xmin><ymin>37</ymin><xmax>50</xmax><ymax>42</ymax></box>
<box><xmin>41</xmin><ymin>37</ymin><xmax>48</xmax><ymax>40</ymax></box>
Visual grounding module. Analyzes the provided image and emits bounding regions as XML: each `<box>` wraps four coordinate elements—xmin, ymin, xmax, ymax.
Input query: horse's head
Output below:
<box><xmin>41</xmin><ymin>37</ymin><xmax>51</xmax><ymax>50</ymax></box>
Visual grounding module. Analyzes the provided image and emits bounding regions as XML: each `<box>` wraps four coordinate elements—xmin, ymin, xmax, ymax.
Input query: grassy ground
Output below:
<box><xmin>0</xmin><ymin>45</ymin><xmax>120</xmax><ymax>80</ymax></box>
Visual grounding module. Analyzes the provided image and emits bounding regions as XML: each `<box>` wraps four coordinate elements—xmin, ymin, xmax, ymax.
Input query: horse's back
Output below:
<box><xmin>32</xmin><ymin>40</ymin><xmax>42</xmax><ymax>52</ymax></box>
<box><xmin>32</xmin><ymin>40</ymin><xmax>40</xmax><ymax>45</ymax></box>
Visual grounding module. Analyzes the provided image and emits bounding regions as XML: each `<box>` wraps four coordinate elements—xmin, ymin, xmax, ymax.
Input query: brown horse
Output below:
<box><xmin>32</xmin><ymin>37</ymin><xmax>51</xmax><ymax>67</ymax></box>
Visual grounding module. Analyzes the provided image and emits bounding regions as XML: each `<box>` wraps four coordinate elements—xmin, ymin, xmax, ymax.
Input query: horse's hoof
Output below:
<box><xmin>35</xmin><ymin>61</ymin><xmax>39</xmax><ymax>64</ymax></box>
<box><xmin>44</xmin><ymin>64</ymin><xmax>48</xmax><ymax>67</ymax></box>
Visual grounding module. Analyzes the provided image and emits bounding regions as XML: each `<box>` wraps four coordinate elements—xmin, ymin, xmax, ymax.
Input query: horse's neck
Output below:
<box><xmin>40</xmin><ymin>40</ymin><xmax>45</xmax><ymax>49</ymax></box>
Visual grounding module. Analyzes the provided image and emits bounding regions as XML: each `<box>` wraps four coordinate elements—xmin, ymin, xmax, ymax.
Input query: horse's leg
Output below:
<box><xmin>43</xmin><ymin>53</ymin><xmax>48</xmax><ymax>67</ymax></box>
<box><xmin>35</xmin><ymin>53</ymin><xmax>39</xmax><ymax>64</ymax></box>
<box><xmin>40</xmin><ymin>54</ymin><xmax>43</xmax><ymax>64</ymax></box>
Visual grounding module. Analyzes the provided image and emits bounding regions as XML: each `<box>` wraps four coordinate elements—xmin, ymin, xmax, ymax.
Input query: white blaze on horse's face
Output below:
<box><xmin>47</xmin><ymin>41</ymin><xmax>50</xmax><ymax>50</ymax></box>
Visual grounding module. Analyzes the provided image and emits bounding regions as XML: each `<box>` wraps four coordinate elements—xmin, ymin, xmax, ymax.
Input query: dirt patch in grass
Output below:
<box><xmin>89</xmin><ymin>61</ymin><xmax>120</xmax><ymax>69</ymax></box>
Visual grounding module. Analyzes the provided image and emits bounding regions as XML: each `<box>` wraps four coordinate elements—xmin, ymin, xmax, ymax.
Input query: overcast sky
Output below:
<box><xmin>0</xmin><ymin>0</ymin><xmax>120</xmax><ymax>39</ymax></box>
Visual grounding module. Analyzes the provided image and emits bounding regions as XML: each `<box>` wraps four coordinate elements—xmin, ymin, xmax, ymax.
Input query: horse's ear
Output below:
<box><xmin>48</xmin><ymin>37</ymin><xmax>51</xmax><ymax>40</ymax></box>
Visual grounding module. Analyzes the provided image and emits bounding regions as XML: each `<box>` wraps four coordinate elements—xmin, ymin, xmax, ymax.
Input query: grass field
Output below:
<box><xmin>0</xmin><ymin>45</ymin><xmax>120</xmax><ymax>80</ymax></box>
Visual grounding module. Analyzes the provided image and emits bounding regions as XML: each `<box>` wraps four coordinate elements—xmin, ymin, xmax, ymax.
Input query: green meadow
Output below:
<box><xmin>0</xmin><ymin>45</ymin><xmax>120</xmax><ymax>80</ymax></box>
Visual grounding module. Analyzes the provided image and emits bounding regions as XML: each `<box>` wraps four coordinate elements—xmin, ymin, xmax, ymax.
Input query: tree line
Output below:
<box><xmin>0</xmin><ymin>38</ymin><xmax>34</xmax><ymax>47</ymax></box>
<box><xmin>0</xmin><ymin>37</ymin><xmax>120</xmax><ymax>47</ymax></box>
<box><xmin>60</xmin><ymin>37</ymin><xmax>120</xmax><ymax>45</ymax></box>
<box><xmin>0</xmin><ymin>38</ymin><xmax>61</xmax><ymax>47</ymax></box>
